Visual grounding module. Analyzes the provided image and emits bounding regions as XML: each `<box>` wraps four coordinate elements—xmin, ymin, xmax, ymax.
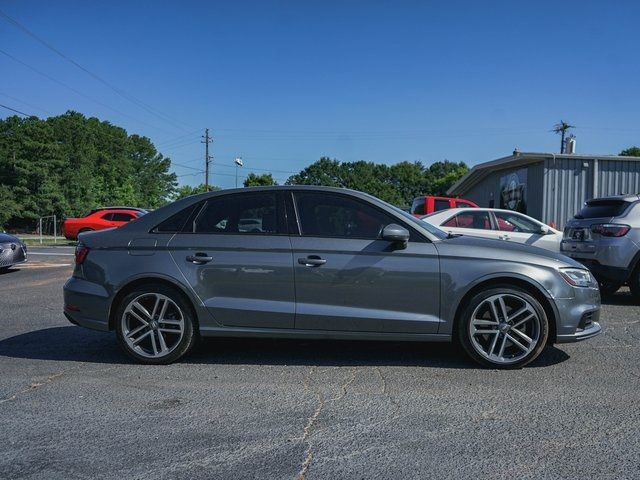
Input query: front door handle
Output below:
<box><xmin>186</xmin><ymin>252</ymin><xmax>213</xmax><ymax>264</ymax></box>
<box><xmin>298</xmin><ymin>256</ymin><xmax>327</xmax><ymax>267</ymax></box>
<box><xmin>500</xmin><ymin>235</ymin><xmax>510</xmax><ymax>240</ymax></box>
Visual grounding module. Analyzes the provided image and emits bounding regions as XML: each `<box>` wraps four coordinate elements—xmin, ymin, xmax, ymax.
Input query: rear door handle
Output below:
<box><xmin>298</xmin><ymin>256</ymin><xmax>326</xmax><ymax>267</ymax></box>
<box><xmin>186</xmin><ymin>253</ymin><xmax>213</xmax><ymax>264</ymax></box>
<box><xmin>500</xmin><ymin>235</ymin><xmax>510</xmax><ymax>240</ymax></box>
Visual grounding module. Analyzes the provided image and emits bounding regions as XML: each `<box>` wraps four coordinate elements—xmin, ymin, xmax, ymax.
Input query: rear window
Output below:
<box><xmin>411</xmin><ymin>198</ymin><xmax>425</xmax><ymax>215</ymax></box>
<box><xmin>574</xmin><ymin>200</ymin><xmax>631</xmax><ymax>219</ymax></box>
<box><xmin>434</xmin><ymin>199</ymin><xmax>450</xmax><ymax>211</ymax></box>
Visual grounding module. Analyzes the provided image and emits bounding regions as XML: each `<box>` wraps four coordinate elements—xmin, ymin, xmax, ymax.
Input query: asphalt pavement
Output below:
<box><xmin>0</xmin><ymin>247</ymin><xmax>639</xmax><ymax>479</ymax></box>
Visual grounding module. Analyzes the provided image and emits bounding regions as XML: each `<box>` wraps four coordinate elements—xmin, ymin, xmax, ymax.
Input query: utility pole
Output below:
<box><xmin>552</xmin><ymin>120</ymin><xmax>574</xmax><ymax>154</ymax></box>
<box><xmin>202</xmin><ymin>128</ymin><xmax>213</xmax><ymax>190</ymax></box>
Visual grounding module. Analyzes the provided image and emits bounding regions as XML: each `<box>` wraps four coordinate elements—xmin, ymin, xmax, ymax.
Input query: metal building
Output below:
<box><xmin>447</xmin><ymin>151</ymin><xmax>640</xmax><ymax>228</ymax></box>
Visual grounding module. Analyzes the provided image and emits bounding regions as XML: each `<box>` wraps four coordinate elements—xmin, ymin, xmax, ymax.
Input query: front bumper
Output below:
<box><xmin>63</xmin><ymin>276</ymin><xmax>111</xmax><ymax>331</ymax></box>
<box><xmin>553</xmin><ymin>284</ymin><xmax>602</xmax><ymax>344</ymax></box>
<box><xmin>556</xmin><ymin>320</ymin><xmax>602</xmax><ymax>343</ymax></box>
<box><xmin>0</xmin><ymin>243</ymin><xmax>27</xmax><ymax>268</ymax></box>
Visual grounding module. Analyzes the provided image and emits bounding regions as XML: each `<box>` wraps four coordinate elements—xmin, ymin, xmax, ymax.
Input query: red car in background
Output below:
<box><xmin>410</xmin><ymin>195</ymin><xmax>478</xmax><ymax>217</ymax></box>
<box><xmin>62</xmin><ymin>207</ymin><xmax>147</xmax><ymax>240</ymax></box>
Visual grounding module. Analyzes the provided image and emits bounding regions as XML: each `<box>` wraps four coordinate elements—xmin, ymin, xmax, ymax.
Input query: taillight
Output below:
<box><xmin>590</xmin><ymin>224</ymin><xmax>630</xmax><ymax>237</ymax></box>
<box><xmin>75</xmin><ymin>244</ymin><xmax>90</xmax><ymax>264</ymax></box>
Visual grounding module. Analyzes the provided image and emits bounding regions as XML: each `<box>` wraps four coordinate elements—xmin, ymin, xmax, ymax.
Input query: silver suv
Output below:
<box><xmin>562</xmin><ymin>194</ymin><xmax>640</xmax><ymax>297</ymax></box>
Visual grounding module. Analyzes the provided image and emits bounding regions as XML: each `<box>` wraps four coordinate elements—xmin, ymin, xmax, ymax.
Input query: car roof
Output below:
<box><xmin>586</xmin><ymin>194</ymin><xmax>640</xmax><ymax>203</ymax></box>
<box><xmin>90</xmin><ymin>207</ymin><xmax>147</xmax><ymax>214</ymax></box>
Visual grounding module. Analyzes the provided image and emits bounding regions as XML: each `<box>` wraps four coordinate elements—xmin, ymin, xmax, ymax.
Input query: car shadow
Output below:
<box><xmin>0</xmin><ymin>267</ymin><xmax>20</xmax><ymax>276</ymax></box>
<box><xmin>0</xmin><ymin>326</ymin><xmax>570</xmax><ymax>369</ymax></box>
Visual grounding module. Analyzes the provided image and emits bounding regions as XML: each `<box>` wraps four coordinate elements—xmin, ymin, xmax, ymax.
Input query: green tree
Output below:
<box><xmin>171</xmin><ymin>183</ymin><xmax>219</xmax><ymax>200</ymax></box>
<box><xmin>286</xmin><ymin>157</ymin><xmax>468</xmax><ymax>206</ymax></box>
<box><xmin>620</xmin><ymin>147</ymin><xmax>640</xmax><ymax>157</ymax></box>
<box><xmin>0</xmin><ymin>111</ymin><xmax>178</xmax><ymax>229</ymax></box>
<box><xmin>427</xmin><ymin>160</ymin><xmax>468</xmax><ymax>195</ymax></box>
<box><xmin>244</xmin><ymin>172</ymin><xmax>278</xmax><ymax>187</ymax></box>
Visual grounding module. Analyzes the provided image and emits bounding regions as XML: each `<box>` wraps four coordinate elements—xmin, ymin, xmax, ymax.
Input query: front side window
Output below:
<box><xmin>446</xmin><ymin>211</ymin><xmax>492</xmax><ymax>230</ymax></box>
<box><xmin>434</xmin><ymin>199</ymin><xmax>450</xmax><ymax>211</ymax></box>
<box><xmin>494</xmin><ymin>211</ymin><xmax>539</xmax><ymax>233</ymax></box>
<box><xmin>193</xmin><ymin>193</ymin><xmax>279</xmax><ymax>234</ymax></box>
<box><xmin>294</xmin><ymin>193</ymin><xmax>395</xmax><ymax>239</ymax></box>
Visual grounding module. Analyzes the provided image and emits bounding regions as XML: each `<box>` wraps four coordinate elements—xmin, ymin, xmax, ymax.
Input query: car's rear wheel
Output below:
<box><xmin>115</xmin><ymin>284</ymin><xmax>197</xmax><ymax>364</ymax></box>
<box><xmin>598</xmin><ymin>281</ymin><xmax>620</xmax><ymax>297</ymax></box>
<box><xmin>79</xmin><ymin>228</ymin><xmax>93</xmax><ymax>234</ymax></box>
<box><xmin>458</xmin><ymin>286</ymin><xmax>549</xmax><ymax>369</ymax></box>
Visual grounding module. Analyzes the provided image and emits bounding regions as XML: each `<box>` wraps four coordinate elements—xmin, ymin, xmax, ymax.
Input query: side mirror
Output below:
<box><xmin>540</xmin><ymin>225</ymin><xmax>550</xmax><ymax>235</ymax></box>
<box><xmin>381</xmin><ymin>224</ymin><xmax>410</xmax><ymax>249</ymax></box>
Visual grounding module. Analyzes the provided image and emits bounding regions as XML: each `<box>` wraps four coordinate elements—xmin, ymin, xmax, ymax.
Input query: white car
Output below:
<box><xmin>421</xmin><ymin>208</ymin><xmax>562</xmax><ymax>252</ymax></box>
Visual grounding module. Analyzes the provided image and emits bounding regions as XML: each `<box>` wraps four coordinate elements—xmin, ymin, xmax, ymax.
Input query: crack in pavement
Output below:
<box><xmin>294</xmin><ymin>366</ymin><xmax>359</xmax><ymax>480</ymax></box>
<box><xmin>0</xmin><ymin>363</ymin><xmax>117</xmax><ymax>405</ymax></box>
<box><xmin>0</xmin><ymin>371</ymin><xmax>65</xmax><ymax>404</ymax></box>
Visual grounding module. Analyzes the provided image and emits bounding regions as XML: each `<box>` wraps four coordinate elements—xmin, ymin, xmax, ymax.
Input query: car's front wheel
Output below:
<box><xmin>458</xmin><ymin>286</ymin><xmax>549</xmax><ymax>369</ymax></box>
<box><xmin>115</xmin><ymin>284</ymin><xmax>197</xmax><ymax>364</ymax></box>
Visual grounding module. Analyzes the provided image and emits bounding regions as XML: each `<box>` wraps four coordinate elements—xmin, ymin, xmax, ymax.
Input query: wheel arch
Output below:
<box><xmin>108</xmin><ymin>275</ymin><xmax>200</xmax><ymax>331</ymax></box>
<box><xmin>451</xmin><ymin>275</ymin><xmax>558</xmax><ymax>344</ymax></box>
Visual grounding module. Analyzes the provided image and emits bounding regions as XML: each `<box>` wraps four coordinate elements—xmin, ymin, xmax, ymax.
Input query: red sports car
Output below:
<box><xmin>62</xmin><ymin>207</ymin><xmax>147</xmax><ymax>240</ymax></box>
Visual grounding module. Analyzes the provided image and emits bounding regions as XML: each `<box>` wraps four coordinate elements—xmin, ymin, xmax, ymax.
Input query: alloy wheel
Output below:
<box><xmin>121</xmin><ymin>293</ymin><xmax>185</xmax><ymax>359</ymax></box>
<box><xmin>468</xmin><ymin>293</ymin><xmax>541</xmax><ymax>365</ymax></box>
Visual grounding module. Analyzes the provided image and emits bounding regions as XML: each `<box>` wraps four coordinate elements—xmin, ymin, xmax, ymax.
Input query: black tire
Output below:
<box><xmin>629</xmin><ymin>270</ymin><xmax>640</xmax><ymax>304</ymax></box>
<box><xmin>458</xmin><ymin>286</ymin><xmax>549</xmax><ymax>369</ymax></box>
<box><xmin>115</xmin><ymin>283</ymin><xmax>197</xmax><ymax>365</ymax></box>
<box><xmin>598</xmin><ymin>281</ymin><xmax>621</xmax><ymax>298</ymax></box>
<box><xmin>78</xmin><ymin>228</ymin><xmax>94</xmax><ymax>234</ymax></box>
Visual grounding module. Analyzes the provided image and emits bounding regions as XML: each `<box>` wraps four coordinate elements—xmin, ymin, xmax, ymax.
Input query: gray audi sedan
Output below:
<box><xmin>63</xmin><ymin>186</ymin><xmax>601</xmax><ymax>368</ymax></box>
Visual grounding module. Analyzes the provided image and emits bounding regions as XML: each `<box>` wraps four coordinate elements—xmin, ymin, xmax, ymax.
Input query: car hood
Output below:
<box><xmin>435</xmin><ymin>234</ymin><xmax>582</xmax><ymax>269</ymax></box>
<box><xmin>0</xmin><ymin>233</ymin><xmax>20</xmax><ymax>244</ymax></box>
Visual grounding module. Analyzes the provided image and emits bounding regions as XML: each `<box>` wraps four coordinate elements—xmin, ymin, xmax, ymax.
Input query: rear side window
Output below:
<box><xmin>101</xmin><ymin>213</ymin><xmax>114</xmax><ymax>221</ymax></box>
<box><xmin>111</xmin><ymin>213</ymin><xmax>135</xmax><ymax>222</ymax></box>
<box><xmin>155</xmin><ymin>203</ymin><xmax>201</xmax><ymax>233</ymax></box>
<box><xmin>456</xmin><ymin>201</ymin><xmax>472</xmax><ymax>208</ymax></box>
<box><xmin>295</xmin><ymin>192</ymin><xmax>395</xmax><ymax>239</ymax></box>
<box><xmin>411</xmin><ymin>198</ymin><xmax>425</xmax><ymax>215</ymax></box>
<box><xmin>445</xmin><ymin>211</ymin><xmax>492</xmax><ymax>230</ymax></box>
<box><xmin>575</xmin><ymin>200</ymin><xmax>631</xmax><ymax>219</ymax></box>
<box><xmin>434</xmin><ymin>199</ymin><xmax>450</xmax><ymax>212</ymax></box>
<box><xmin>193</xmin><ymin>193</ymin><xmax>279</xmax><ymax>234</ymax></box>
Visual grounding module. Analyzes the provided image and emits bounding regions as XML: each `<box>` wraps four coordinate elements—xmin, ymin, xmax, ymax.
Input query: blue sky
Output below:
<box><xmin>1</xmin><ymin>1</ymin><xmax>639</xmax><ymax>188</ymax></box>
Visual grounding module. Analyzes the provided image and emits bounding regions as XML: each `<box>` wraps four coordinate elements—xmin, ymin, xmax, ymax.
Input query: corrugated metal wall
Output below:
<box><xmin>463</xmin><ymin>171</ymin><xmax>500</xmax><ymax>207</ymax></box>
<box><xmin>543</xmin><ymin>157</ymin><xmax>593</xmax><ymax>228</ymax></box>
<box><xmin>597</xmin><ymin>160</ymin><xmax>640</xmax><ymax>197</ymax></box>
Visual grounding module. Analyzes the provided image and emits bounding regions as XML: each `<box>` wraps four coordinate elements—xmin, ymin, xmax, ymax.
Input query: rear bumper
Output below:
<box><xmin>63</xmin><ymin>276</ymin><xmax>111</xmax><ymax>331</ymax></box>
<box><xmin>570</xmin><ymin>258</ymin><xmax>630</xmax><ymax>284</ymax></box>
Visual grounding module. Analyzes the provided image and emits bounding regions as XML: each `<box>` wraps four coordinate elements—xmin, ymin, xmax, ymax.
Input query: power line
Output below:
<box><xmin>0</xmin><ymin>48</ymin><xmax>174</xmax><ymax>134</ymax></box>
<box><xmin>0</xmin><ymin>92</ymin><xmax>53</xmax><ymax>115</ymax></box>
<box><xmin>0</xmin><ymin>8</ymin><xmax>193</xmax><ymax>133</ymax></box>
<box><xmin>0</xmin><ymin>103</ymin><xmax>31</xmax><ymax>116</ymax></box>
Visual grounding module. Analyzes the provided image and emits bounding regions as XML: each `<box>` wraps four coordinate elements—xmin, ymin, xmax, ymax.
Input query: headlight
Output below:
<box><xmin>559</xmin><ymin>268</ymin><xmax>592</xmax><ymax>287</ymax></box>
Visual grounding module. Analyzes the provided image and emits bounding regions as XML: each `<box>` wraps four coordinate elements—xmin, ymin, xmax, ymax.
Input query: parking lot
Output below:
<box><xmin>0</xmin><ymin>247</ymin><xmax>639</xmax><ymax>479</ymax></box>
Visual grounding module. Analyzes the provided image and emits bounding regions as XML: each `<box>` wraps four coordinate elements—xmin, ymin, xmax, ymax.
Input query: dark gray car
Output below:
<box><xmin>0</xmin><ymin>232</ymin><xmax>27</xmax><ymax>271</ymax></box>
<box><xmin>63</xmin><ymin>186</ymin><xmax>601</xmax><ymax>368</ymax></box>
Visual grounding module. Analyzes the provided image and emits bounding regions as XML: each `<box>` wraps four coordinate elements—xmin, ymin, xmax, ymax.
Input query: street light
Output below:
<box><xmin>234</xmin><ymin>157</ymin><xmax>243</xmax><ymax>188</ymax></box>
